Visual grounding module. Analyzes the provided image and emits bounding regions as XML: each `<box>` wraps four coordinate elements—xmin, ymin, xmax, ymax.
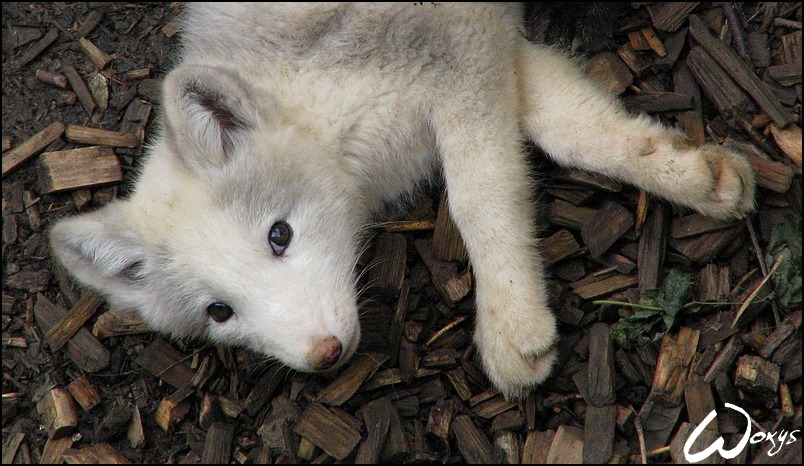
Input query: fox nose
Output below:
<box><xmin>306</xmin><ymin>336</ymin><xmax>342</xmax><ymax>371</ymax></box>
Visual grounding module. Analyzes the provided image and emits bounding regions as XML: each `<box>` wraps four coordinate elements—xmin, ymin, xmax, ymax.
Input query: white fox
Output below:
<box><xmin>50</xmin><ymin>3</ymin><xmax>755</xmax><ymax>398</ymax></box>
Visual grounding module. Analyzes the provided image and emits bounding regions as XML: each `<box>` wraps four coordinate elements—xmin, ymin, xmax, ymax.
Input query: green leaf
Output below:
<box><xmin>611</xmin><ymin>268</ymin><xmax>693</xmax><ymax>348</ymax></box>
<box><xmin>765</xmin><ymin>214</ymin><xmax>802</xmax><ymax>309</ymax></box>
<box><xmin>612</xmin><ymin>309</ymin><xmax>663</xmax><ymax>348</ymax></box>
<box><xmin>656</xmin><ymin>268</ymin><xmax>692</xmax><ymax>331</ymax></box>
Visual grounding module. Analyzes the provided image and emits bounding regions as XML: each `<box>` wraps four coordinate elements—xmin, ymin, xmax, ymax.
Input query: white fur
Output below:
<box><xmin>50</xmin><ymin>3</ymin><xmax>755</xmax><ymax>398</ymax></box>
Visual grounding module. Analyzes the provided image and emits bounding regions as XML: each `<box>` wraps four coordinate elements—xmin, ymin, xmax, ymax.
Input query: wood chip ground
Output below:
<box><xmin>2</xmin><ymin>3</ymin><xmax>802</xmax><ymax>464</ymax></box>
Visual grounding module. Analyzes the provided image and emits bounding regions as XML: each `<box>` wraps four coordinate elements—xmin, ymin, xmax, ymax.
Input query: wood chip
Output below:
<box><xmin>44</xmin><ymin>292</ymin><xmax>103</xmax><ymax>353</ymax></box>
<box><xmin>617</xmin><ymin>43</ymin><xmax>652</xmax><ymax>75</ymax></box>
<box><xmin>38</xmin><ymin>146</ymin><xmax>123</xmax><ymax>194</ymax></box>
<box><xmin>35</xmin><ymin>69</ymin><xmax>68</xmax><ymax>88</ymax></box>
<box><xmin>451</xmin><ymin>414</ymin><xmax>494</xmax><ymax>464</ymax></box>
<box><xmin>381</xmin><ymin>219</ymin><xmax>436</xmax><ymax>232</ymax></box>
<box><xmin>670</xmin><ymin>422</ymin><xmax>723</xmax><ymax>464</ymax></box>
<box><xmin>522</xmin><ymin>429</ymin><xmax>555</xmax><ymax>464</ymax></box>
<box><xmin>134</xmin><ymin>339</ymin><xmax>195</xmax><ymax>389</ymax></box>
<box><xmin>670</xmin><ymin>224</ymin><xmax>743</xmax><ymax>264</ymax></box>
<box><xmin>583</xmin><ymin>404</ymin><xmax>616</xmax><ymax>464</ymax></box>
<box><xmin>696</xmin><ymin>264</ymin><xmax>731</xmax><ymax>302</ymax></box>
<box><xmin>553</xmin><ymin>168</ymin><xmax>623</xmax><ymax>192</ymax></box>
<box><xmin>33</xmin><ymin>293</ymin><xmax>110</xmax><ymax>373</ymax></box>
<box><xmin>424</xmin><ymin>398</ymin><xmax>454</xmax><ymax>457</ymax></box>
<box><xmin>92</xmin><ymin>309</ymin><xmax>150</xmax><ymax>339</ymax></box>
<box><xmin>65</xmin><ymin>125</ymin><xmax>139</xmax><ymax>148</ymax></box>
<box><xmin>432</xmin><ymin>191</ymin><xmax>467</xmax><ymax>261</ymax></box>
<box><xmin>445</xmin><ymin>368</ymin><xmax>473</xmax><ymax>401</ymax></box>
<box><xmin>571</xmin><ymin>273</ymin><xmax>638</xmax><ymax>300</ymax></box>
<box><xmin>41</xmin><ymin>436</ymin><xmax>74</xmax><ymax>464</ymax></box>
<box><xmin>547</xmin><ymin>200</ymin><xmax>598</xmax><ymax>230</ymax></box>
<box><xmin>78</xmin><ymin>37</ymin><xmax>113</xmax><ymax>70</ymax></box>
<box><xmin>473</xmin><ymin>395</ymin><xmax>516</xmax><ymax>419</ymax></box>
<box><xmin>62</xmin><ymin>443</ymin><xmax>131</xmax><ymax>464</ymax></box>
<box><xmin>368</xmin><ymin>232</ymin><xmax>406</xmax><ymax>300</ymax></box>
<box><xmin>581</xmin><ymin>201</ymin><xmax>634</xmax><ymax>258</ymax></box>
<box><xmin>120</xmin><ymin>98</ymin><xmax>153</xmax><ymax>144</ymax></box>
<box><xmin>155</xmin><ymin>388</ymin><xmax>192</xmax><ymax>432</ymax></box>
<box><xmin>686</xmin><ymin>46</ymin><xmax>755</xmax><ymax>125</ymax></box>
<box><xmin>734</xmin><ymin>354</ymin><xmax>780</xmax><ymax>396</ymax></box>
<box><xmin>584</xmin><ymin>52</ymin><xmax>633</xmax><ymax>95</ymax></box>
<box><xmin>202</xmin><ymin>423</ymin><xmax>235</xmax><ymax>464</ymax></box>
<box><xmin>673</xmin><ymin>62</ymin><xmax>706</xmax><ymax>146</ymax></box>
<box><xmin>294</xmin><ymin>403</ymin><xmax>361</xmax><ymax>461</ymax></box>
<box><xmin>545</xmin><ymin>425</ymin><xmax>584</xmax><ymax>464</ymax></box>
<box><xmin>670</xmin><ymin>214</ymin><xmax>736</xmax><ymax>239</ymax></box>
<box><xmin>689</xmin><ymin>15</ymin><xmax>792</xmax><ymax>127</ymax></box>
<box><xmin>704</xmin><ymin>335</ymin><xmax>744</xmax><ymax>384</ymax></box>
<box><xmin>66</xmin><ymin>375</ymin><xmax>102</xmax><ymax>412</ymax></box>
<box><xmin>316</xmin><ymin>352</ymin><xmax>388</xmax><ymax>406</ymax></box>
<box><xmin>625</xmin><ymin>91</ymin><xmax>693</xmax><ymax>113</ymax></box>
<box><xmin>13</xmin><ymin>27</ymin><xmax>59</xmax><ymax>69</ymax></box>
<box><xmin>760</xmin><ymin>310</ymin><xmax>801</xmax><ymax>359</ymax></box>
<box><xmin>72</xmin><ymin>9</ymin><xmax>102</xmax><ymax>36</ymax></box>
<box><xmin>649</xmin><ymin>3</ymin><xmax>700</xmax><ymax>32</ymax></box>
<box><xmin>638</xmin><ymin>203</ymin><xmax>667</xmax><ymax>293</ymax></box>
<box><xmin>654</xmin><ymin>28</ymin><xmax>688</xmax><ymax>71</ymax></box>
<box><xmin>414</xmin><ymin>239</ymin><xmax>472</xmax><ymax>305</ymax></box>
<box><xmin>381</xmin><ymin>400</ymin><xmax>409</xmax><ymax>462</ymax></box>
<box><xmin>2</xmin><ymin>432</ymin><xmax>25</xmax><ymax>465</ymax></box>
<box><xmin>127</xmin><ymin>405</ymin><xmax>145</xmax><ymax>448</ymax></box>
<box><xmin>1</xmin><ymin>121</ymin><xmax>65</xmax><ymax>176</ymax></box>
<box><xmin>629</xmin><ymin>29</ymin><xmax>651</xmax><ymax>51</ymax></box>
<box><xmin>244</xmin><ymin>365</ymin><xmax>287</xmax><ymax>417</ymax></box>
<box><xmin>355</xmin><ymin>398</ymin><xmax>393</xmax><ymax>464</ymax></box>
<box><xmin>541</xmin><ymin>229</ymin><xmax>583</xmax><ymax>266</ymax></box>
<box><xmin>683</xmin><ymin>378</ymin><xmax>717</xmax><ymax>428</ymax></box>
<box><xmin>36</xmin><ymin>388</ymin><xmax>78</xmax><ymax>439</ymax></box>
<box><xmin>588</xmin><ymin>322</ymin><xmax>616</xmax><ymax>406</ymax></box>
<box><xmin>723</xmin><ymin>138</ymin><xmax>796</xmax><ymax>194</ymax></box>
<box><xmin>648</xmin><ymin>327</ymin><xmax>700</xmax><ymax>406</ymax></box>
<box><xmin>63</xmin><ymin>64</ymin><xmax>96</xmax><ymax>115</ymax></box>
<box><xmin>386</xmin><ymin>283</ymin><xmax>408</xmax><ymax>366</ymax></box>
<box><xmin>641</xmin><ymin>27</ymin><xmax>666</xmax><ymax>57</ymax></box>
<box><xmin>494</xmin><ymin>431</ymin><xmax>520</xmax><ymax>464</ymax></box>
<box><xmin>769</xmin><ymin>123</ymin><xmax>802</xmax><ymax>167</ymax></box>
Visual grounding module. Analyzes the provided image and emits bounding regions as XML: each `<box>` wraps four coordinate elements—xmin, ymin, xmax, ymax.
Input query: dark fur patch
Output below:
<box><xmin>187</xmin><ymin>85</ymin><xmax>250</xmax><ymax>155</ymax></box>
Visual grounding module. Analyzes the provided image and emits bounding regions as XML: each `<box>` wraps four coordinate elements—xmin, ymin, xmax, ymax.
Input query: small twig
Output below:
<box><xmin>774</xmin><ymin>18</ymin><xmax>802</xmax><ymax>29</ymax></box>
<box><xmin>758</xmin><ymin>3</ymin><xmax>780</xmax><ymax>32</ymax></box>
<box><xmin>633</xmin><ymin>406</ymin><xmax>647</xmax><ymax>464</ymax></box>
<box><xmin>593</xmin><ymin>300</ymin><xmax>741</xmax><ymax>311</ymax></box>
<box><xmin>744</xmin><ymin>217</ymin><xmax>781</xmax><ymax>326</ymax></box>
<box><xmin>750</xmin><ymin>415</ymin><xmax>768</xmax><ymax>434</ymax></box>
<box><xmin>720</xmin><ymin>3</ymin><xmax>750</xmax><ymax>63</ymax></box>
<box><xmin>745</xmin><ymin>217</ymin><xmax>769</xmax><ymax>276</ymax></box>
<box><xmin>648</xmin><ymin>445</ymin><xmax>672</xmax><ymax>457</ymax></box>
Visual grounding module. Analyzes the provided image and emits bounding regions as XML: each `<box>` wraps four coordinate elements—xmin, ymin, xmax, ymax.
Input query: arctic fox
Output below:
<box><xmin>50</xmin><ymin>3</ymin><xmax>755</xmax><ymax>398</ymax></box>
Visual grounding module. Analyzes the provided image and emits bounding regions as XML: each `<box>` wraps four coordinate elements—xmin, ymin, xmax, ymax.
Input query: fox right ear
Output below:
<box><xmin>49</xmin><ymin>203</ymin><xmax>150</xmax><ymax>310</ymax></box>
<box><xmin>162</xmin><ymin>65</ymin><xmax>268</xmax><ymax>171</ymax></box>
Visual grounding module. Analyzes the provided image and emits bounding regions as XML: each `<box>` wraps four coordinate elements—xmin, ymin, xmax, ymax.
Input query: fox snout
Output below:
<box><xmin>305</xmin><ymin>336</ymin><xmax>343</xmax><ymax>371</ymax></box>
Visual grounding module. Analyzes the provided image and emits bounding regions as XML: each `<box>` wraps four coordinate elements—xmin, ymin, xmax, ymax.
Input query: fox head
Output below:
<box><xmin>50</xmin><ymin>65</ymin><xmax>362</xmax><ymax>371</ymax></box>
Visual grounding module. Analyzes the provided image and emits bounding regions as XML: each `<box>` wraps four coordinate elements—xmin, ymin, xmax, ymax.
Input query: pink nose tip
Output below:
<box><xmin>306</xmin><ymin>336</ymin><xmax>342</xmax><ymax>371</ymax></box>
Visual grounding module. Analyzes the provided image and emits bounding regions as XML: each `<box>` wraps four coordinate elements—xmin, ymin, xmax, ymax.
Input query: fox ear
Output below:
<box><xmin>162</xmin><ymin>65</ymin><xmax>266</xmax><ymax>171</ymax></box>
<box><xmin>49</xmin><ymin>202</ymin><xmax>150</xmax><ymax>311</ymax></box>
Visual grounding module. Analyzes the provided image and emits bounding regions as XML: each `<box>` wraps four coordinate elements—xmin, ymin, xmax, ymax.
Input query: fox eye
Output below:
<box><xmin>207</xmin><ymin>302</ymin><xmax>234</xmax><ymax>322</ymax></box>
<box><xmin>269</xmin><ymin>221</ymin><xmax>292</xmax><ymax>256</ymax></box>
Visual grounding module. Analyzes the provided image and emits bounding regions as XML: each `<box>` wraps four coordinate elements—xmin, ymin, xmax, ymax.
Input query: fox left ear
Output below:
<box><xmin>162</xmin><ymin>65</ymin><xmax>268</xmax><ymax>171</ymax></box>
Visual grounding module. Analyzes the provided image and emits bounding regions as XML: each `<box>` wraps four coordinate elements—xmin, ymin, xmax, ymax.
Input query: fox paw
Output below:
<box><xmin>691</xmin><ymin>145</ymin><xmax>756</xmax><ymax>219</ymax></box>
<box><xmin>474</xmin><ymin>302</ymin><xmax>557</xmax><ymax>400</ymax></box>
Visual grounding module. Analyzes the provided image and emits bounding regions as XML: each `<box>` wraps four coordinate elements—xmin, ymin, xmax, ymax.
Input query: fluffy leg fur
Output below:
<box><xmin>432</xmin><ymin>44</ymin><xmax>557</xmax><ymax>400</ymax></box>
<box><xmin>517</xmin><ymin>41</ymin><xmax>755</xmax><ymax>219</ymax></box>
